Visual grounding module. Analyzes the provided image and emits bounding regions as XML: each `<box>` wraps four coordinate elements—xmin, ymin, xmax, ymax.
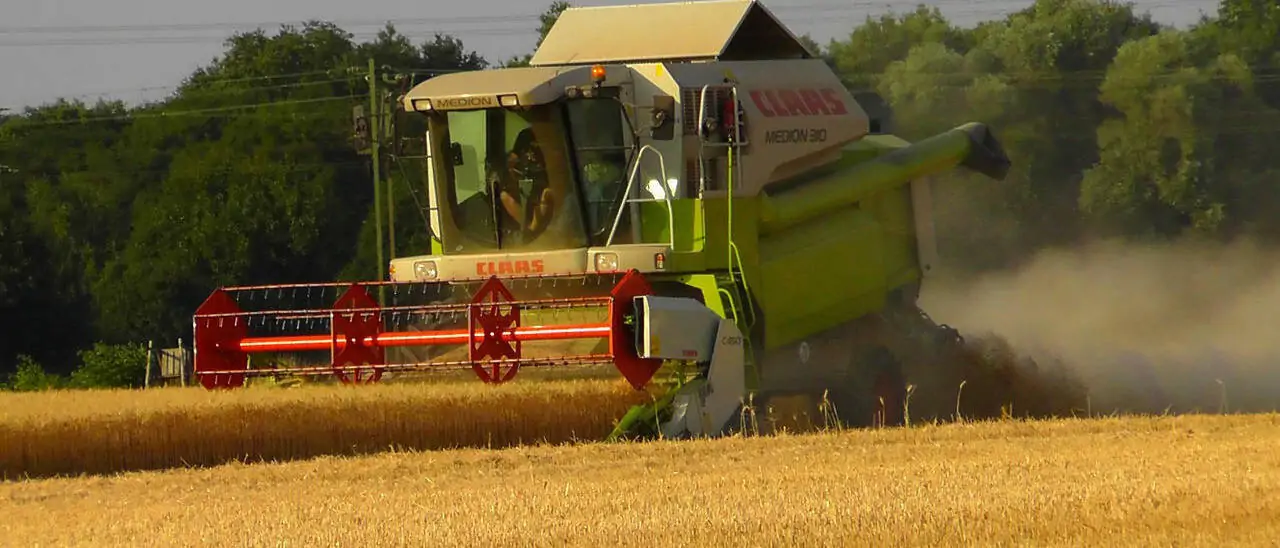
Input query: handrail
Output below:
<box><xmin>724</xmin><ymin>85</ymin><xmax>756</xmax><ymax>329</ymax></box>
<box><xmin>696</xmin><ymin>84</ymin><xmax>712</xmax><ymax>196</ymax></box>
<box><xmin>605</xmin><ymin>144</ymin><xmax>675</xmax><ymax>249</ymax></box>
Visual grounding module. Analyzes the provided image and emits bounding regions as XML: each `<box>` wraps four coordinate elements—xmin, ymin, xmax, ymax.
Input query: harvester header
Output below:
<box><xmin>193</xmin><ymin>271</ymin><xmax>662</xmax><ymax>389</ymax></box>
<box><xmin>191</xmin><ymin>0</ymin><xmax>1011</xmax><ymax>439</ymax></box>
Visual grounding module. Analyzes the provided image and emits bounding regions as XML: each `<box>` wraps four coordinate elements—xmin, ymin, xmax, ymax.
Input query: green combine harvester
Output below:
<box><xmin>190</xmin><ymin>0</ymin><xmax>1011</xmax><ymax>439</ymax></box>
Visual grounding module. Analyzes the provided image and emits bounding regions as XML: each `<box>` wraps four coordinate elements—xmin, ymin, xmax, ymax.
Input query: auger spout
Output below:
<box><xmin>758</xmin><ymin>122</ymin><xmax>1010</xmax><ymax>236</ymax></box>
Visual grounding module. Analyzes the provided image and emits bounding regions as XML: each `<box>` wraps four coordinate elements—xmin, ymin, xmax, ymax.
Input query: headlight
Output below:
<box><xmin>414</xmin><ymin>260</ymin><xmax>438</xmax><ymax>280</ymax></box>
<box><xmin>595</xmin><ymin>253</ymin><xmax>619</xmax><ymax>272</ymax></box>
<box><xmin>646</xmin><ymin>179</ymin><xmax>666</xmax><ymax>200</ymax></box>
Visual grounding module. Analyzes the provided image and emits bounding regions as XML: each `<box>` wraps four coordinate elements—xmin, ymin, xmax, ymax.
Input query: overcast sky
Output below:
<box><xmin>1</xmin><ymin>0</ymin><xmax>1216</xmax><ymax>110</ymax></box>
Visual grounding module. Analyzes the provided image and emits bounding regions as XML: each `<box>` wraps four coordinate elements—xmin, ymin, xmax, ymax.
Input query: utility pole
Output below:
<box><xmin>382</xmin><ymin>84</ymin><xmax>396</xmax><ymax>264</ymax></box>
<box><xmin>354</xmin><ymin>62</ymin><xmax>410</xmax><ymax>289</ymax></box>
<box><xmin>368</xmin><ymin>58</ymin><xmax>386</xmax><ymax>285</ymax></box>
<box><xmin>379</xmin><ymin>69</ymin><xmax>410</xmax><ymax>265</ymax></box>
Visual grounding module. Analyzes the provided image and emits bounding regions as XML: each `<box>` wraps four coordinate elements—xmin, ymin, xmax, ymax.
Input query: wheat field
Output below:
<box><xmin>0</xmin><ymin>371</ymin><xmax>652</xmax><ymax>479</ymax></box>
<box><xmin>1</xmin><ymin>413</ymin><xmax>1278</xmax><ymax>546</ymax></box>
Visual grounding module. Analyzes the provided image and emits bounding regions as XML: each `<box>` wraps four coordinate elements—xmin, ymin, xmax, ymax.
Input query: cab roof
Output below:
<box><xmin>401</xmin><ymin>66</ymin><xmax>591</xmax><ymax>111</ymax></box>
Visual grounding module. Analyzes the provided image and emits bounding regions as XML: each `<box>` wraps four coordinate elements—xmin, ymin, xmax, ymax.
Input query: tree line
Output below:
<box><xmin>1</xmin><ymin>0</ymin><xmax>1278</xmax><ymax>388</ymax></box>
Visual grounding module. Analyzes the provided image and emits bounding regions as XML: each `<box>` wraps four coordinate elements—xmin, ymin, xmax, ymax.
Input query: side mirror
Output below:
<box><xmin>450</xmin><ymin>142</ymin><xmax>464</xmax><ymax>165</ymax></box>
<box><xmin>650</xmin><ymin>95</ymin><xmax>675</xmax><ymax>141</ymax></box>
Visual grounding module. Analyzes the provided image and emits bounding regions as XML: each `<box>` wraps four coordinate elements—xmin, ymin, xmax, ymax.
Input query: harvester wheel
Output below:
<box><xmin>870</xmin><ymin>365</ymin><xmax>905</xmax><ymax>427</ymax></box>
<box><xmin>831</xmin><ymin>346</ymin><xmax>906</xmax><ymax>428</ymax></box>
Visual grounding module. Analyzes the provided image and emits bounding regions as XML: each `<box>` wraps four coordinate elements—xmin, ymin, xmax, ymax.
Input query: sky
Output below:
<box><xmin>1</xmin><ymin>0</ymin><xmax>1218</xmax><ymax>111</ymax></box>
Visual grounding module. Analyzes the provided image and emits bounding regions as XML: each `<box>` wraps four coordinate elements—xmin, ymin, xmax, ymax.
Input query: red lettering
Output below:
<box><xmin>820</xmin><ymin>88</ymin><xmax>848</xmax><ymax>115</ymax></box>
<box><xmin>777</xmin><ymin>90</ymin><xmax>810</xmax><ymax>116</ymax></box>
<box><xmin>747</xmin><ymin>88</ymin><xmax>851</xmax><ymax>117</ymax></box>
<box><xmin>749</xmin><ymin>90</ymin><xmax>775</xmax><ymax>117</ymax></box>
<box><xmin>763</xmin><ymin>90</ymin><xmax>788</xmax><ymax>117</ymax></box>
<box><xmin>799</xmin><ymin>89</ymin><xmax>829</xmax><ymax>115</ymax></box>
<box><xmin>474</xmin><ymin>259</ymin><xmax>546</xmax><ymax>277</ymax></box>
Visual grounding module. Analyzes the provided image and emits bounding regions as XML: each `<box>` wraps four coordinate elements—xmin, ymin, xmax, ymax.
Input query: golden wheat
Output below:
<box><xmin>0</xmin><ymin>373</ymin><xmax>651</xmax><ymax>479</ymax></box>
<box><xmin>2</xmin><ymin>413</ymin><xmax>1278</xmax><ymax>546</ymax></box>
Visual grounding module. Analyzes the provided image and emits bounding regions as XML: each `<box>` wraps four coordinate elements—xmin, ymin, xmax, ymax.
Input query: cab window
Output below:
<box><xmin>565</xmin><ymin>96</ymin><xmax>633</xmax><ymax>245</ymax></box>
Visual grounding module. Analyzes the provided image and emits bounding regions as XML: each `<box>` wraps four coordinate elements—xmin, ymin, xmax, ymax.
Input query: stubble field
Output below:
<box><xmin>2</xmin><ymin>412</ymin><xmax>1279</xmax><ymax>546</ymax></box>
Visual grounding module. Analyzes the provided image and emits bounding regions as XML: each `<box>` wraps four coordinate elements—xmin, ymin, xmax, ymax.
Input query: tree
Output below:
<box><xmin>1079</xmin><ymin>29</ymin><xmax>1280</xmax><ymax>237</ymax></box>
<box><xmin>504</xmin><ymin>1</ymin><xmax>572</xmax><ymax>67</ymax></box>
<box><xmin>971</xmin><ymin>0</ymin><xmax>1163</xmax><ymax>245</ymax></box>
<box><xmin>0</xmin><ymin>100</ymin><xmax>132</xmax><ymax>374</ymax></box>
<box><xmin>0</xmin><ymin>21</ymin><xmax>490</xmax><ymax>378</ymax></box>
<box><xmin>418</xmin><ymin>34</ymin><xmax>489</xmax><ymax>72</ymax></box>
<box><xmin>68</xmin><ymin>342</ymin><xmax>148</xmax><ymax>389</ymax></box>
<box><xmin>1197</xmin><ymin>0</ymin><xmax>1280</xmax><ymax>108</ymax></box>
<box><xmin>827</xmin><ymin>6</ymin><xmax>972</xmax><ymax>90</ymax></box>
<box><xmin>6</xmin><ymin>355</ymin><xmax>64</xmax><ymax>391</ymax></box>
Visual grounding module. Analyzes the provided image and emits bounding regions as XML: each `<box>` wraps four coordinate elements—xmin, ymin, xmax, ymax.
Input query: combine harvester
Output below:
<box><xmin>191</xmin><ymin>0</ymin><xmax>1010</xmax><ymax>439</ymax></box>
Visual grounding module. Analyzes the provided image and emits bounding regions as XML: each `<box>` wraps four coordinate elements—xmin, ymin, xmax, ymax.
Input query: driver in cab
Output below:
<box><xmin>498</xmin><ymin>128</ymin><xmax>555</xmax><ymax>241</ymax></box>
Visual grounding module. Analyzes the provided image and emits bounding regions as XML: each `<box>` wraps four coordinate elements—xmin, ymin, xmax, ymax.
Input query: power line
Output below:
<box><xmin>0</xmin><ymin>1</ymin><xmax>1215</xmax><ymax>47</ymax></box>
<box><xmin>9</xmin><ymin>66</ymin><xmax>473</xmax><ymax>110</ymax></box>
<box><xmin>11</xmin><ymin>63</ymin><xmax>1280</xmax><ymax>126</ymax></box>
<box><xmin>0</xmin><ymin>0</ymin><xmax>1246</xmax><ymax>111</ymax></box>
<box><xmin>0</xmin><ymin>0</ymin><xmax>1214</xmax><ymax>36</ymax></box>
<box><xmin>0</xmin><ymin>2</ymin><xmax>1001</xmax><ymax>35</ymax></box>
<box><xmin>67</xmin><ymin>64</ymin><xmax>1280</xmax><ymax>107</ymax></box>
<box><xmin>7</xmin><ymin>94</ymin><xmax>369</xmax><ymax>128</ymax></box>
<box><xmin>41</xmin><ymin>78</ymin><xmax>354</xmax><ymax>105</ymax></box>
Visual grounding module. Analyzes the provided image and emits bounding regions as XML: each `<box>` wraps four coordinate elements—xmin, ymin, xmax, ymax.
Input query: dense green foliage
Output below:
<box><xmin>2</xmin><ymin>0</ymin><xmax>1278</xmax><ymax>386</ymax></box>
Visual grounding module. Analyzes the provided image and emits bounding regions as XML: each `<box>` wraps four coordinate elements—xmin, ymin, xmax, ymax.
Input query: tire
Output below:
<box><xmin>831</xmin><ymin>346</ymin><xmax>907</xmax><ymax>428</ymax></box>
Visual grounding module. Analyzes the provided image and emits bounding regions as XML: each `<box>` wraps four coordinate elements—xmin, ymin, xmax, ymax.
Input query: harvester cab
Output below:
<box><xmin>191</xmin><ymin>0</ymin><xmax>1011</xmax><ymax>439</ymax></box>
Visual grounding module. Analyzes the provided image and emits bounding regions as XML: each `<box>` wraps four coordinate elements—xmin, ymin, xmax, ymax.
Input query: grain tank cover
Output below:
<box><xmin>529</xmin><ymin>0</ymin><xmax>813</xmax><ymax>67</ymax></box>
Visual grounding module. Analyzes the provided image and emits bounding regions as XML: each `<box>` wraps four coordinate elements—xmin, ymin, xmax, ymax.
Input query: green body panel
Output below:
<box><xmin>625</xmin><ymin>125</ymin><xmax>995</xmax><ymax>354</ymax></box>
<box><xmin>674</xmin><ymin>273</ymin><xmax>727</xmax><ymax>317</ymax></box>
<box><xmin>637</xmin><ymin>199</ymin><xmax>702</xmax><ymax>252</ymax></box>
<box><xmin>640</xmin><ymin>197</ymin><xmax>760</xmax><ymax>281</ymax></box>
<box><xmin>757</xmin><ymin>208</ymin><xmax>889</xmax><ymax>349</ymax></box>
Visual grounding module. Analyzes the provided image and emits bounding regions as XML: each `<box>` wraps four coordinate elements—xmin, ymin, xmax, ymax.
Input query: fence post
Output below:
<box><xmin>178</xmin><ymin>337</ymin><xmax>187</xmax><ymax>387</ymax></box>
<box><xmin>145</xmin><ymin>340</ymin><xmax>154</xmax><ymax>389</ymax></box>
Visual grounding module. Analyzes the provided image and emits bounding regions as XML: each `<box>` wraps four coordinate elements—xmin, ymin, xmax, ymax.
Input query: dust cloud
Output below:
<box><xmin>920</xmin><ymin>237</ymin><xmax>1280</xmax><ymax>415</ymax></box>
